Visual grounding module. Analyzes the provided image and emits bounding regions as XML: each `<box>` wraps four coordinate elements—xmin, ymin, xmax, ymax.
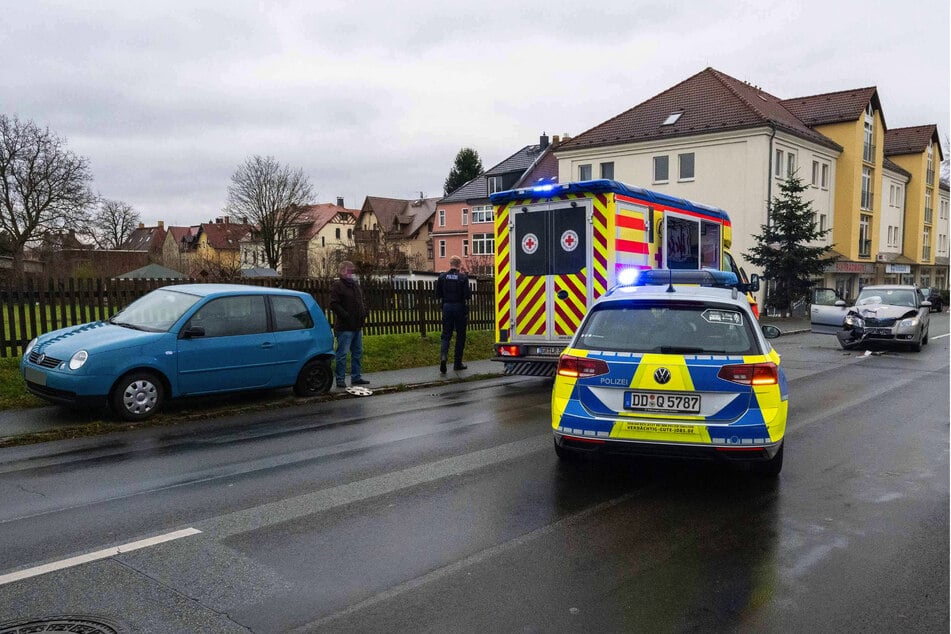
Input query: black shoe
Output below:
<box><xmin>453</xmin><ymin>363</ymin><xmax>467</xmax><ymax>371</ymax></box>
<box><xmin>336</xmin><ymin>381</ymin><xmax>346</xmax><ymax>388</ymax></box>
<box><xmin>439</xmin><ymin>359</ymin><xmax>447</xmax><ymax>374</ymax></box>
<box><xmin>351</xmin><ymin>378</ymin><xmax>370</xmax><ymax>386</ymax></box>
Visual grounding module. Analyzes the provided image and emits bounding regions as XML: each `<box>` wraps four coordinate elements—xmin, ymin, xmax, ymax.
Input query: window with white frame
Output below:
<box><xmin>600</xmin><ymin>162</ymin><xmax>614</xmax><ymax>179</ymax></box>
<box><xmin>472</xmin><ymin>204</ymin><xmax>494</xmax><ymax>223</ymax></box>
<box><xmin>940</xmin><ymin>198</ymin><xmax>949</xmax><ymax>220</ymax></box>
<box><xmin>811</xmin><ymin>161</ymin><xmax>820</xmax><ymax>187</ymax></box>
<box><xmin>463</xmin><ymin>239</ymin><xmax>469</xmax><ymax>257</ymax></box>
<box><xmin>487</xmin><ymin>176</ymin><xmax>504</xmax><ymax>194</ymax></box>
<box><xmin>821</xmin><ymin>163</ymin><xmax>829</xmax><ymax>189</ymax></box>
<box><xmin>863</xmin><ymin>104</ymin><xmax>874</xmax><ymax>162</ymax></box>
<box><xmin>819</xmin><ymin>214</ymin><xmax>827</xmax><ymax>233</ymax></box>
<box><xmin>438</xmin><ymin>209</ymin><xmax>446</xmax><ymax>227</ymax></box>
<box><xmin>774</xmin><ymin>149</ymin><xmax>784</xmax><ymax>177</ymax></box>
<box><xmin>887</xmin><ymin>226</ymin><xmax>894</xmax><ymax>247</ymax></box>
<box><xmin>859</xmin><ymin>214</ymin><xmax>871</xmax><ymax>257</ymax></box>
<box><xmin>579</xmin><ymin>164</ymin><xmax>592</xmax><ymax>180</ymax></box>
<box><xmin>438</xmin><ymin>239</ymin><xmax>446</xmax><ymax>258</ymax></box>
<box><xmin>925</xmin><ymin>191</ymin><xmax>933</xmax><ymax>223</ymax></box>
<box><xmin>922</xmin><ymin>227</ymin><xmax>931</xmax><ymax>260</ymax></box>
<box><xmin>472</xmin><ymin>233</ymin><xmax>494</xmax><ymax>255</ymax></box>
<box><xmin>678</xmin><ymin>152</ymin><xmax>695</xmax><ymax>180</ymax></box>
<box><xmin>786</xmin><ymin>152</ymin><xmax>796</xmax><ymax>178</ymax></box>
<box><xmin>653</xmin><ymin>155</ymin><xmax>669</xmax><ymax>183</ymax></box>
<box><xmin>861</xmin><ymin>168</ymin><xmax>872</xmax><ymax>210</ymax></box>
<box><xmin>461</xmin><ymin>208</ymin><xmax>469</xmax><ymax>225</ymax></box>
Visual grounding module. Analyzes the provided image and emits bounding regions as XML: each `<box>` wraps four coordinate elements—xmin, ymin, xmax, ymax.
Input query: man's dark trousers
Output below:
<box><xmin>441</xmin><ymin>302</ymin><xmax>467</xmax><ymax>366</ymax></box>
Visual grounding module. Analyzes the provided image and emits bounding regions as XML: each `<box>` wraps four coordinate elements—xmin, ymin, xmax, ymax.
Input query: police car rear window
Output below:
<box><xmin>575</xmin><ymin>300</ymin><xmax>758</xmax><ymax>355</ymax></box>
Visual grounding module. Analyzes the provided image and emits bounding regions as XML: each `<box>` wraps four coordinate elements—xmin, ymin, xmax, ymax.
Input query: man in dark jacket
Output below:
<box><xmin>435</xmin><ymin>255</ymin><xmax>472</xmax><ymax>373</ymax></box>
<box><xmin>330</xmin><ymin>260</ymin><xmax>369</xmax><ymax>388</ymax></box>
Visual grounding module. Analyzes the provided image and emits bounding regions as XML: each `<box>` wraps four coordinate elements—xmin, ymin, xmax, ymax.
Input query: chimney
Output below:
<box><xmin>552</xmin><ymin>135</ymin><xmax>560</xmax><ymax>144</ymax></box>
<box><xmin>223</xmin><ymin>216</ymin><xmax>230</xmax><ymax>224</ymax></box>
<box><xmin>157</xmin><ymin>220</ymin><xmax>164</xmax><ymax>230</ymax></box>
<box><xmin>539</xmin><ymin>132</ymin><xmax>549</xmax><ymax>150</ymax></box>
<box><xmin>337</xmin><ymin>196</ymin><xmax>344</xmax><ymax>207</ymax></box>
<box><xmin>562</xmin><ymin>132</ymin><xmax>571</xmax><ymax>142</ymax></box>
<box><xmin>138</xmin><ymin>222</ymin><xmax>145</xmax><ymax>229</ymax></box>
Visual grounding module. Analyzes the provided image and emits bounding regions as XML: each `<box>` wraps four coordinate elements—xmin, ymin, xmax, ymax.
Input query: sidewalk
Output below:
<box><xmin>0</xmin><ymin>359</ymin><xmax>507</xmax><ymax>440</ymax></box>
<box><xmin>0</xmin><ymin>316</ymin><xmax>812</xmax><ymax>441</ymax></box>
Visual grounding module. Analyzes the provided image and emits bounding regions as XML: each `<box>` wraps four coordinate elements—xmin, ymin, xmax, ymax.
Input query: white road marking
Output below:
<box><xmin>930</xmin><ymin>332</ymin><xmax>949</xmax><ymax>340</ymax></box>
<box><xmin>0</xmin><ymin>527</ymin><xmax>201</xmax><ymax>586</ymax></box>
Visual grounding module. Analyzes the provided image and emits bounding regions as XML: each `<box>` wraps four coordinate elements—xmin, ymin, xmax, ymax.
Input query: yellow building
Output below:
<box><xmin>883</xmin><ymin>125</ymin><xmax>946</xmax><ymax>289</ymax></box>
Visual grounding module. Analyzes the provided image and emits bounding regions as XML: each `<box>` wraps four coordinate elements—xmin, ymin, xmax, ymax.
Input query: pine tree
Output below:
<box><xmin>443</xmin><ymin>148</ymin><xmax>483</xmax><ymax>195</ymax></box>
<box><xmin>745</xmin><ymin>175</ymin><xmax>837</xmax><ymax>316</ymax></box>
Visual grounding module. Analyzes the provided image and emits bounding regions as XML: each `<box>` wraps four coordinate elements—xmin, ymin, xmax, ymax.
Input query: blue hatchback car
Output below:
<box><xmin>21</xmin><ymin>284</ymin><xmax>336</xmax><ymax>421</ymax></box>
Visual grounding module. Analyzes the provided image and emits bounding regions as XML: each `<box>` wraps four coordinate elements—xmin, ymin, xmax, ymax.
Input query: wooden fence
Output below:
<box><xmin>0</xmin><ymin>277</ymin><xmax>495</xmax><ymax>358</ymax></box>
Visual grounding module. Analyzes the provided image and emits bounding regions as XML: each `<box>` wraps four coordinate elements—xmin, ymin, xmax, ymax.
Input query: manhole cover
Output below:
<box><xmin>0</xmin><ymin>616</ymin><xmax>122</xmax><ymax>633</ymax></box>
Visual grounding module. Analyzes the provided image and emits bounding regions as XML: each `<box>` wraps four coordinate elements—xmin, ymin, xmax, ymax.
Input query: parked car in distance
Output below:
<box><xmin>919</xmin><ymin>287</ymin><xmax>944</xmax><ymax>313</ymax></box>
<box><xmin>21</xmin><ymin>284</ymin><xmax>336</xmax><ymax>421</ymax></box>
<box><xmin>811</xmin><ymin>284</ymin><xmax>931</xmax><ymax>352</ymax></box>
<box><xmin>551</xmin><ymin>268</ymin><xmax>787</xmax><ymax>476</ymax></box>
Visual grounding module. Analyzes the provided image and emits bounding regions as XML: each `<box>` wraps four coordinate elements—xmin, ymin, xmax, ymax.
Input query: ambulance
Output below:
<box><xmin>490</xmin><ymin>179</ymin><xmax>758</xmax><ymax>376</ymax></box>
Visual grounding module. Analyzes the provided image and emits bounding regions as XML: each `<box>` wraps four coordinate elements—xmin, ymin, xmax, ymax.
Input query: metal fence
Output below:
<box><xmin>0</xmin><ymin>277</ymin><xmax>495</xmax><ymax>358</ymax></box>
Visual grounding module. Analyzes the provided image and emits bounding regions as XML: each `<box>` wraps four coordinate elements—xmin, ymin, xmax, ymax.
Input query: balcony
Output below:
<box><xmin>858</xmin><ymin>239</ymin><xmax>872</xmax><ymax>259</ymax></box>
<box><xmin>860</xmin><ymin>190</ymin><xmax>874</xmax><ymax>211</ymax></box>
<box><xmin>354</xmin><ymin>228</ymin><xmax>379</xmax><ymax>244</ymax></box>
<box><xmin>926</xmin><ymin>169</ymin><xmax>935</xmax><ymax>186</ymax></box>
<box><xmin>925</xmin><ymin>207</ymin><xmax>933</xmax><ymax>224</ymax></box>
<box><xmin>862</xmin><ymin>142</ymin><xmax>876</xmax><ymax>163</ymax></box>
<box><xmin>922</xmin><ymin>246</ymin><xmax>931</xmax><ymax>261</ymax></box>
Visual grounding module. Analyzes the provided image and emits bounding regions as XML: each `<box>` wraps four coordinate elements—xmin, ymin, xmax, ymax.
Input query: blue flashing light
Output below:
<box><xmin>532</xmin><ymin>184</ymin><xmax>556</xmax><ymax>193</ymax></box>
<box><xmin>617</xmin><ymin>268</ymin><xmax>640</xmax><ymax>286</ymax></box>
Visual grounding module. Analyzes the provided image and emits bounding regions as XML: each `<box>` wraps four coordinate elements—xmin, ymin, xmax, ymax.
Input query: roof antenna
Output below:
<box><xmin>666</xmin><ymin>269</ymin><xmax>675</xmax><ymax>293</ymax></box>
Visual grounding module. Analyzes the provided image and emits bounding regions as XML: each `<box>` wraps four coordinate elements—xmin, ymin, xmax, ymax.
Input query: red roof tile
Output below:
<box><xmin>560</xmin><ymin>67</ymin><xmax>841</xmax><ymax>153</ymax></box>
<box><xmin>884</xmin><ymin>125</ymin><xmax>942</xmax><ymax>158</ymax></box>
<box><xmin>781</xmin><ymin>87</ymin><xmax>881</xmax><ymax>127</ymax></box>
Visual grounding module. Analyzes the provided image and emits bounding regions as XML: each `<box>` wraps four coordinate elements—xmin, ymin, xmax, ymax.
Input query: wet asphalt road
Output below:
<box><xmin>0</xmin><ymin>317</ymin><xmax>947</xmax><ymax>632</ymax></box>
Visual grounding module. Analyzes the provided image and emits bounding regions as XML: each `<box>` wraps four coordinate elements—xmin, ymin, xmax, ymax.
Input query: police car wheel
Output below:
<box><xmin>751</xmin><ymin>442</ymin><xmax>784</xmax><ymax>477</ymax></box>
<box><xmin>554</xmin><ymin>439</ymin><xmax>579</xmax><ymax>462</ymax></box>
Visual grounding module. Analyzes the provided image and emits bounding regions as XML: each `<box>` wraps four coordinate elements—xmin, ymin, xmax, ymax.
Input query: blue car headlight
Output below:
<box><xmin>69</xmin><ymin>350</ymin><xmax>89</xmax><ymax>370</ymax></box>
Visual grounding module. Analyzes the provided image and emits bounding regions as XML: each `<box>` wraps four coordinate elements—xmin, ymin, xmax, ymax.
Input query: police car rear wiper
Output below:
<box><xmin>658</xmin><ymin>346</ymin><xmax>706</xmax><ymax>354</ymax></box>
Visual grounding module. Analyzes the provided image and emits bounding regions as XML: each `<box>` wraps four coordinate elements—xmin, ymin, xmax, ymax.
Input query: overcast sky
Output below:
<box><xmin>2</xmin><ymin>0</ymin><xmax>948</xmax><ymax>227</ymax></box>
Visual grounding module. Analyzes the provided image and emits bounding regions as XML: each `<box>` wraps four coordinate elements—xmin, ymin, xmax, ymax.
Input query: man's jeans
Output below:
<box><xmin>335</xmin><ymin>330</ymin><xmax>363</xmax><ymax>382</ymax></box>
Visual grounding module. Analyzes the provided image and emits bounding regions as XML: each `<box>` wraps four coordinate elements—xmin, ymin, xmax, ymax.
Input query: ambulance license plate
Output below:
<box><xmin>625</xmin><ymin>391</ymin><xmax>701</xmax><ymax>413</ymax></box>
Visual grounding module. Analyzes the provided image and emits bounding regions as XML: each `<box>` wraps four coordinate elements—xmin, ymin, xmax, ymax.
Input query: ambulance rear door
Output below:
<box><xmin>509</xmin><ymin>199</ymin><xmax>592</xmax><ymax>345</ymax></box>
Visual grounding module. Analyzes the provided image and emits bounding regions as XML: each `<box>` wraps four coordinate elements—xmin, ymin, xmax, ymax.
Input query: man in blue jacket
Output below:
<box><xmin>435</xmin><ymin>255</ymin><xmax>472</xmax><ymax>373</ymax></box>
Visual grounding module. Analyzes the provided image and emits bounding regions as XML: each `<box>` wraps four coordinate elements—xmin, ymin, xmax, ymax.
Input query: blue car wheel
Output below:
<box><xmin>111</xmin><ymin>371</ymin><xmax>164</xmax><ymax>421</ymax></box>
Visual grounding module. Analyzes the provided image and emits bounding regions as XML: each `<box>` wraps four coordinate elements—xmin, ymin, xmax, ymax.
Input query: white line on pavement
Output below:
<box><xmin>0</xmin><ymin>527</ymin><xmax>202</xmax><ymax>586</ymax></box>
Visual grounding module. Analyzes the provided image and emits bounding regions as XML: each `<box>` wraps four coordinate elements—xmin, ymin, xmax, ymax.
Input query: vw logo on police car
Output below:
<box><xmin>560</xmin><ymin>229</ymin><xmax>579</xmax><ymax>252</ymax></box>
<box><xmin>521</xmin><ymin>233</ymin><xmax>539</xmax><ymax>254</ymax></box>
<box><xmin>653</xmin><ymin>368</ymin><xmax>671</xmax><ymax>384</ymax></box>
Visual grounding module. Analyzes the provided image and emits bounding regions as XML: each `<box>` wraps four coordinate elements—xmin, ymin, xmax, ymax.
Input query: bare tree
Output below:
<box><xmin>225</xmin><ymin>155</ymin><xmax>314</xmax><ymax>270</ymax></box>
<box><xmin>0</xmin><ymin>114</ymin><xmax>97</xmax><ymax>279</ymax></box>
<box><xmin>86</xmin><ymin>198</ymin><xmax>141</xmax><ymax>249</ymax></box>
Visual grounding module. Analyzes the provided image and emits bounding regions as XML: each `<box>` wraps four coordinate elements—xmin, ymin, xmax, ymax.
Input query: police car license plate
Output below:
<box><xmin>536</xmin><ymin>346</ymin><xmax>562</xmax><ymax>356</ymax></box>
<box><xmin>625</xmin><ymin>391</ymin><xmax>701</xmax><ymax>414</ymax></box>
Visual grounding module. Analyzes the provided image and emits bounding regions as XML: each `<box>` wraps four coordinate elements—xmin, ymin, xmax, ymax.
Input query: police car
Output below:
<box><xmin>551</xmin><ymin>269</ymin><xmax>788</xmax><ymax>475</ymax></box>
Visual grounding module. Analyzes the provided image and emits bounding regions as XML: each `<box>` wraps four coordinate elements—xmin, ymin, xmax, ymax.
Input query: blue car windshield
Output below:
<box><xmin>109</xmin><ymin>289</ymin><xmax>202</xmax><ymax>332</ymax></box>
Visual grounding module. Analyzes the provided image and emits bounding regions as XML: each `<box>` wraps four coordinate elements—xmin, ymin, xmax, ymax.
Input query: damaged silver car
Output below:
<box><xmin>811</xmin><ymin>284</ymin><xmax>931</xmax><ymax>352</ymax></box>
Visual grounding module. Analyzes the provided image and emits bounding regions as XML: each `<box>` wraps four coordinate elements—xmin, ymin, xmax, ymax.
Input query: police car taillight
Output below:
<box><xmin>717</xmin><ymin>362</ymin><xmax>778</xmax><ymax>386</ymax></box>
<box><xmin>557</xmin><ymin>355</ymin><xmax>610</xmax><ymax>378</ymax></box>
<box><xmin>497</xmin><ymin>344</ymin><xmax>522</xmax><ymax>357</ymax></box>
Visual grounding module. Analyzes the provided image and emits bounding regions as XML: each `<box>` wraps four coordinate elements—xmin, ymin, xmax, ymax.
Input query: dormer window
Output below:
<box><xmin>662</xmin><ymin>111</ymin><xmax>683</xmax><ymax>126</ymax></box>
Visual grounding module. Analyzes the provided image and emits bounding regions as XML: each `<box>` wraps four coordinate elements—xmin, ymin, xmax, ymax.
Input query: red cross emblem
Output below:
<box><xmin>522</xmin><ymin>233</ymin><xmax>539</xmax><ymax>254</ymax></box>
<box><xmin>561</xmin><ymin>230</ymin><xmax>579</xmax><ymax>252</ymax></box>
